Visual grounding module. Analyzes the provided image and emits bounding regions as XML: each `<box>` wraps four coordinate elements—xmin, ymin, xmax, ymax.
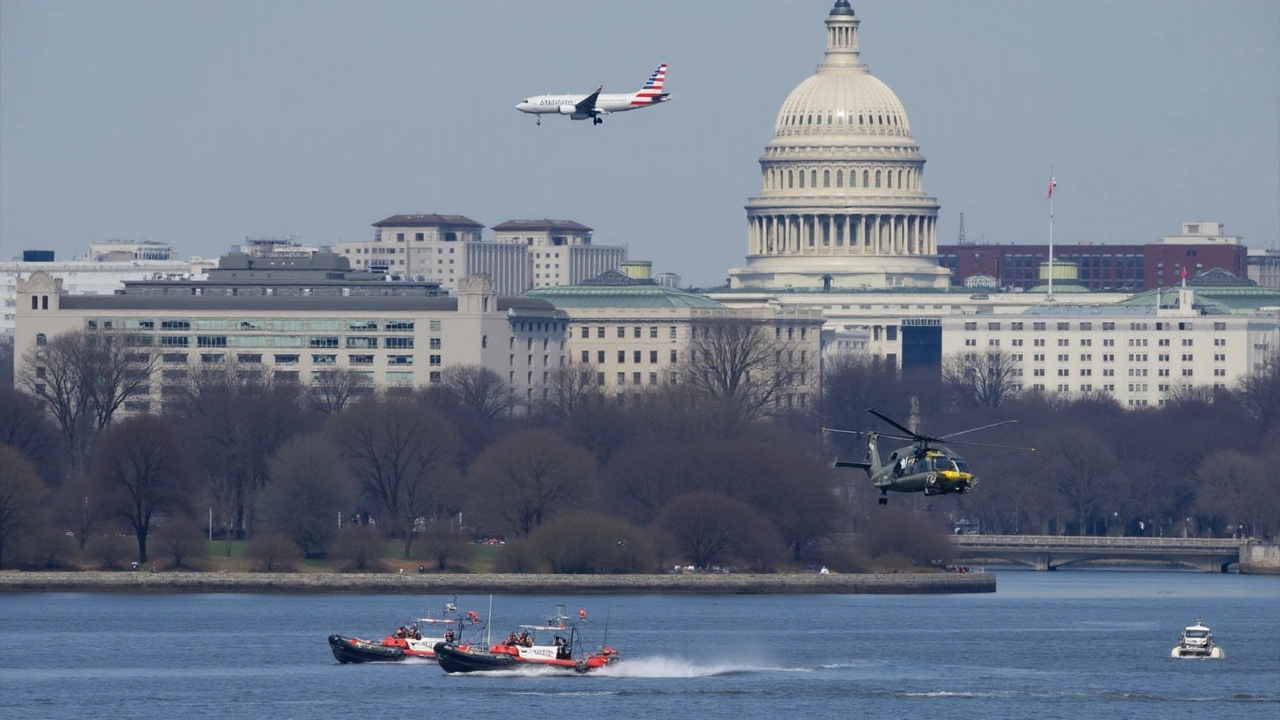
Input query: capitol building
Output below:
<box><xmin>728</xmin><ymin>0</ymin><xmax>949</xmax><ymax>291</ymax></box>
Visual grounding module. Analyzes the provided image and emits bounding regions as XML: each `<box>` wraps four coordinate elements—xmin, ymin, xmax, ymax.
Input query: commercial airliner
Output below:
<box><xmin>516</xmin><ymin>64</ymin><xmax>670</xmax><ymax>125</ymax></box>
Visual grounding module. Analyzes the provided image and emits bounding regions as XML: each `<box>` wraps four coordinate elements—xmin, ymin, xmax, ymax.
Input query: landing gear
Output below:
<box><xmin>536</xmin><ymin>117</ymin><xmax>541</xmax><ymax>126</ymax></box>
<box><xmin>592</xmin><ymin>116</ymin><xmax>602</xmax><ymax>125</ymax></box>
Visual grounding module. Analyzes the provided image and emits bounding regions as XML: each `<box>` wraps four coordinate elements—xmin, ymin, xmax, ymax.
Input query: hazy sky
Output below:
<box><xmin>2</xmin><ymin>0</ymin><xmax>1277</xmax><ymax>287</ymax></box>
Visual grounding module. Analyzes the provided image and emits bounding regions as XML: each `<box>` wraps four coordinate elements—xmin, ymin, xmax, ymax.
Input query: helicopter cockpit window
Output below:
<box><xmin>953</xmin><ymin>459</ymin><xmax>970</xmax><ymax>473</ymax></box>
<box><xmin>933</xmin><ymin>457</ymin><xmax>958</xmax><ymax>472</ymax></box>
<box><xmin>911</xmin><ymin>458</ymin><xmax>931</xmax><ymax>474</ymax></box>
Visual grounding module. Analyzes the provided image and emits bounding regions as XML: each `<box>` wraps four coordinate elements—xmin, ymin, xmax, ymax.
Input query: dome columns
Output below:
<box><xmin>747</xmin><ymin>211</ymin><xmax>935</xmax><ymax>258</ymax></box>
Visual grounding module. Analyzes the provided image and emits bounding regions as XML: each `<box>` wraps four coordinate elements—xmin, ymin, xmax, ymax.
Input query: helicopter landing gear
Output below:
<box><xmin>878</xmin><ymin>493</ymin><xmax>888</xmax><ymax>506</ymax></box>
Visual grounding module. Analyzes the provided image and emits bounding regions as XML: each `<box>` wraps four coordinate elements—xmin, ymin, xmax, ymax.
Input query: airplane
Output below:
<box><xmin>516</xmin><ymin>63</ymin><xmax>670</xmax><ymax>126</ymax></box>
<box><xmin>824</xmin><ymin>409</ymin><xmax>1034</xmax><ymax>505</ymax></box>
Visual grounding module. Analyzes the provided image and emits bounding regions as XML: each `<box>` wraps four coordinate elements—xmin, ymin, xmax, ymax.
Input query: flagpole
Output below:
<box><xmin>1047</xmin><ymin>167</ymin><xmax>1055</xmax><ymax>302</ymax></box>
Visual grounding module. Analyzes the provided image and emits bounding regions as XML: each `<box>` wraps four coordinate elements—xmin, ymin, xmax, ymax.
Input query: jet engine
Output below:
<box><xmin>558</xmin><ymin>105</ymin><xmax>578</xmax><ymax>115</ymax></box>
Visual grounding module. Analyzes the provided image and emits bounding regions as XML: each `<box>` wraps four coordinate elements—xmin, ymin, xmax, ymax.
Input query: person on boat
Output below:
<box><xmin>444</xmin><ymin>629</ymin><xmax>455</xmax><ymax>643</ymax></box>
<box><xmin>519</xmin><ymin>632</ymin><xmax>532</xmax><ymax>647</ymax></box>
<box><xmin>410</xmin><ymin>624</ymin><xmax>421</xmax><ymax>640</ymax></box>
<box><xmin>506</xmin><ymin>633</ymin><xmax>518</xmax><ymax>646</ymax></box>
<box><xmin>395</xmin><ymin>626</ymin><xmax>407</xmax><ymax>639</ymax></box>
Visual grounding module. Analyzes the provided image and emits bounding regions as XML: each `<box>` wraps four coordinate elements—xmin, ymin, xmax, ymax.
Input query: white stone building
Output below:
<box><xmin>14</xmin><ymin>271</ymin><xmax>567</xmax><ymax>412</ymax></box>
<box><xmin>2</xmin><ymin>253</ymin><xmax>198</xmax><ymax>336</ymax></box>
<box><xmin>335</xmin><ymin>215</ymin><xmax>626</xmax><ymax>296</ymax></box>
<box><xmin>524</xmin><ymin>273</ymin><xmax>824</xmax><ymax>410</ymax></box>
<box><xmin>940</xmin><ymin>286</ymin><xmax>1278</xmax><ymax>407</ymax></box>
<box><xmin>729</xmin><ymin>0</ymin><xmax>948</xmax><ymax>291</ymax></box>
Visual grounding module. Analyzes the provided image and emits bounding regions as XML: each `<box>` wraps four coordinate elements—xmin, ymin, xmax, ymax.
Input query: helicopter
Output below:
<box><xmin>824</xmin><ymin>409</ymin><xmax>1035</xmax><ymax>505</ymax></box>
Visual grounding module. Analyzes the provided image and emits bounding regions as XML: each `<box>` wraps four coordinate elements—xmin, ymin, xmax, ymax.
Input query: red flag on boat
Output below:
<box><xmin>1047</xmin><ymin>174</ymin><xmax>1057</xmax><ymax>199</ymax></box>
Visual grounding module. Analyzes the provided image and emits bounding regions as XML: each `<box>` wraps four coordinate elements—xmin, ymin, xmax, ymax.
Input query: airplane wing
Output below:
<box><xmin>575</xmin><ymin>85</ymin><xmax>603</xmax><ymax>114</ymax></box>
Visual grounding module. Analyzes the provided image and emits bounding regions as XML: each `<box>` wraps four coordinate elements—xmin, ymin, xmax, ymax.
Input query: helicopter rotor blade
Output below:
<box><xmin>821</xmin><ymin>428</ymin><xmax>871</xmax><ymax>437</ymax></box>
<box><xmin>938</xmin><ymin>419</ymin><xmax>1019</xmax><ymax>440</ymax></box>
<box><xmin>866</xmin><ymin>409</ymin><xmax>923</xmax><ymax>440</ymax></box>
<box><xmin>941</xmin><ymin>438</ymin><xmax>1036</xmax><ymax>452</ymax></box>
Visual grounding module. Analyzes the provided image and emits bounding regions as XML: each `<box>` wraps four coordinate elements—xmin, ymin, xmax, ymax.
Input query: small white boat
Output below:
<box><xmin>1171</xmin><ymin>620</ymin><xmax>1223</xmax><ymax>659</ymax></box>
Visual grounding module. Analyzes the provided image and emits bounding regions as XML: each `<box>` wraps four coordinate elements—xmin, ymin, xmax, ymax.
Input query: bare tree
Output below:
<box><xmin>1235</xmin><ymin>349</ymin><xmax>1280</xmax><ymax>433</ymax></box>
<box><xmin>93</xmin><ymin>414</ymin><xmax>194</xmax><ymax>563</ymax></box>
<box><xmin>0</xmin><ymin>445</ymin><xmax>51</xmax><ymax>566</ymax></box>
<box><xmin>0</xmin><ymin>335</ymin><xmax>14</xmax><ymax>389</ymax></box>
<box><xmin>656</xmin><ymin>491</ymin><xmax>781</xmax><ymax>569</ymax></box>
<box><xmin>941</xmin><ymin>349</ymin><xmax>1021</xmax><ymax>409</ymax></box>
<box><xmin>682</xmin><ymin>317</ymin><xmax>812</xmax><ymax>421</ymax></box>
<box><xmin>52</xmin><ymin>473</ymin><xmax>97</xmax><ymax>550</ymax></box>
<box><xmin>310</xmin><ymin>368</ymin><xmax>373</xmax><ymax>415</ymax></box>
<box><xmin>540</xmin><ymin>365</ymin><xmax>605</xmax><ymax>421</ymax></box>
<box><xmin>437</xmin><ymin>365</ymin><xmax>517</xmax><ymax>421</ymax></box>
<box><xmin>329</xmin><ymin>398</ymin><xmax>460</xmax><ymax>558</ymax></box>
<box><xmin>465</xmin><ymin>428</ymin><xmax>597</xmax><ymax>537</ymax></box>
<box><xmin>260</xmin><ymin>433</ymin><xmax>355</xmax><ymax>558</ymax></box>
<box><xmin>168</xmin><ymin>366</ymin><xmax>309</xmax><ymax>552</ymax></box>
<box><xmin>18</xmin><ymin>329</ymin><xmax>159</xmax><ymax>471</ymax></box>
<box><xmin>0</xmin><ymin>386</ymin><xmax>65</xmax><ymax>485</ymax></box>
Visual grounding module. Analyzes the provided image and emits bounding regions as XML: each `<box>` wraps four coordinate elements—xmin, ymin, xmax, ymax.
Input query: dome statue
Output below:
<box><xmin>728</xmin><ymin>1</ymin><xmax>951</xmax><ymax>291</ymax></box>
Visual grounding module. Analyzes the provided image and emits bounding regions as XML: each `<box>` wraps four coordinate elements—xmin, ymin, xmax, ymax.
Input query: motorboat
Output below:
<box><xmin>329</xmin><ymin>596</ymin><xmax>482</xmax><ymax>664</ymax></box>
<box><xmin>1171</xmin><ymin>620</ymin><xmax>1223</xmax><ymax>659</ymax></box>
<box><xmin>433</xmin><ymin>604</ymin><xmax>620</xmax><ymax>674</ymax></box>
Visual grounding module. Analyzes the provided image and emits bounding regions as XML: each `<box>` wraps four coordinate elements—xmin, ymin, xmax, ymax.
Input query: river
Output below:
<box><xmin>2</xmin><ymin>568</ymin><xmax>1276</xmax><ymax>719</ymax></box>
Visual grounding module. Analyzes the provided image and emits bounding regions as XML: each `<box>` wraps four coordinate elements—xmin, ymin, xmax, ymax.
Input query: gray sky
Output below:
<box><xmin>2</xmin><ymin>0</ymin><xmax>1277</xmax><ymax>287</ymax></box>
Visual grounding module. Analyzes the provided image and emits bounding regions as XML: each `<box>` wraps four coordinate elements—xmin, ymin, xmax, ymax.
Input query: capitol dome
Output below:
<box><xmin>728</xmin><ymin>1</ymin><xmax>950</xmax><ymax>291</ymax></box>
<box><xmin>774</xmin><ymin>72</ymin><xmax>911</xmax><ymax>140</ymax></box>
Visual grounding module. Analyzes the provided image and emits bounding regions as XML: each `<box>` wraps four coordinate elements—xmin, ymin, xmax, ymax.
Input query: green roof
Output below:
<box><xmin>521</xmin><ymin>284</ymin><xmax>725</xmax><ymax>309</ymax></box>
<box><xmin>1118</xmin><ymin>285</ymin><xmax>1280</xmax><ymax>314</ymax></box>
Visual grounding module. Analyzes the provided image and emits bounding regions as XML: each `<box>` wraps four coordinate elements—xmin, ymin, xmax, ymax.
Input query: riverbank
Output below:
<box><xmin>0</xmin><ymin>570</ymin><xmax>995</xmax><ymax>594</ymax></box>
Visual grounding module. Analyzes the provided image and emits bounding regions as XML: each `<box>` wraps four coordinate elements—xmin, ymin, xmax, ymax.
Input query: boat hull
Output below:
<box><xmin>1171</xmin><ymin>645</ymin><xmax>1224</xmax><ymax>659</ymax></box>
<box><xmin>328</xmin><ymin>635</ymin><xmax>408</xmax><ymax>664</ymax></box>
<box><xmin>433</xmin><ymin>642</ymin><xmax>612</xmax><ymax>674</ymax></box>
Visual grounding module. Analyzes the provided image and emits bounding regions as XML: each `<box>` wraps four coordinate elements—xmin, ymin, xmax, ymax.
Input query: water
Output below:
<box><xmin>2</xmin><ymin>569</ymin><xmax>1277</xmax><ymax>719</ymax></box>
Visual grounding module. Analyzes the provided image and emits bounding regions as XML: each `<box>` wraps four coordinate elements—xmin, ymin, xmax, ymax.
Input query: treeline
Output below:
<box><xmin>1</xmin><ymin>330</ymin><xmax>1277</xmax><ymax>573</ymax></box>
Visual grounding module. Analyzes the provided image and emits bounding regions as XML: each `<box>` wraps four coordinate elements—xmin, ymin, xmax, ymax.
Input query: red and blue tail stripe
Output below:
<box><xmin>632</xmin><ymin>63</ymin><xmax>668</xmax><ymax>106</ymax></box>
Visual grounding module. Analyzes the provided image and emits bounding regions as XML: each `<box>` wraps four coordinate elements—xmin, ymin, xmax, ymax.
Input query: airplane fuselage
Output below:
<box><xmin>516</xmin><ymin>92</ymin><xmax>668</xmax><ymax>118</ymax></box>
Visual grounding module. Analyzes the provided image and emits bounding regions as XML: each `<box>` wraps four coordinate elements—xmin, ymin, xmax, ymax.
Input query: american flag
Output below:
<box><xmin>1047</xmin><ymin>174</ymin><xmax>1057</xmax><ymax>200</ymax></box>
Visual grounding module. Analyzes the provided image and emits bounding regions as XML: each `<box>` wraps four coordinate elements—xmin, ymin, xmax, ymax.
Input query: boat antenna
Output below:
<box><xmin>485</xmin><ymin>595</ymin><xmax>493</xmax><ymax>647</ymax></box>
<box><xmin>602</xmin><ymin>605</ymin><xmax>612</xmax><ymax>650</ymax></box>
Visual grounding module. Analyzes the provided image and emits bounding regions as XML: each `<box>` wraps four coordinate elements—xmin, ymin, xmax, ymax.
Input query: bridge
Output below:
<box><xmin>951</xmin><ymin>535</ymin><xmax>1245</xmax><ymax>573</ymax></box>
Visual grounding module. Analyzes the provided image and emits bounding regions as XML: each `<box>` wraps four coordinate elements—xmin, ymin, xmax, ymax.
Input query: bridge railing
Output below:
<box><xmin>952</xmin><ymin>535</ymin><xmax>1241</xmax><ymax>551</ymax></box>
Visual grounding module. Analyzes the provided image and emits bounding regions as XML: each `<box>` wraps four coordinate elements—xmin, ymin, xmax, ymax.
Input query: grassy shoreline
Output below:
<box><xmin>0</xmin><ymin>570</ymin><xmax>995</xmax><ymax>595</ymax></box>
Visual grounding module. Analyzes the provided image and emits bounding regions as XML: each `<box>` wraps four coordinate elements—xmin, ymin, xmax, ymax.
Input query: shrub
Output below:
<box><xmin>87</xmin><ymin>534</ymin><xmax>134</xmax><ymax>570</ymax></box>
<box><xmin>526</xmin><ymin>512</ymin><xmax>656</xmax><ymax>574</ymax></box>
<box><xmin>858</xmin><ymin>507</ymin><xmax>955</xmax><ymax>567</ymax></box>
<box><xmin>244</xmin><ymin>533</ymin><xmax>304</xmax><ymax>572</ymax></box>
<box><xmin>154</xmin><ymin>519</ymin><xmax>209</xmax><ymax>570</ymax></box>
<box><xmin>332</xmin><ymin>526</ymin><xmax>390</xmax><ymax>572</ymax></box>
<box><xmin>493</xmin><ymin>540</ymin><xmax>547</xmax><ymax>573</ymax></box>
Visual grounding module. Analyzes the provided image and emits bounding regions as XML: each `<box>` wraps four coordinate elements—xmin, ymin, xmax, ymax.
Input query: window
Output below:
<box><xmin>385</xmin><ymin>337</ymin><xmax>414</xmax><ymax>350</ymax></box>
<box><xmin>1033</xmin><ymin>322</ymin><xmax>1046</xmax><ymax>331</ymax></box>
<box><xmin>617</xmin><ymin>327</ymin><xmax>625</xmax><ymax>339</ymax></box>
<box><xmin>311</xmin><ymin>354</ymin><xmax>336</xmax><ymax>365</ymax></box>
<box><xmin>429</xmin><ymin>338</ymin><xmax>442</xmax><ymax>350</ymax></box>
<box><xmin>581</xmin><ymin>350</ymin><xmax>590</xmax><ymax>363</ymax></box>
<box><xmin>670</xmin><ymin>350</ymin><xmax>678</xmax><ymax>362</ymax></box>
<box><xmin>649</xmin><ymin>327</ymin><xmax>658</xmax><ymax>339</ymax></box>
<box><xmin>597</xmin><ymin>350</ymin><xmax>605</xmax><ymax>363</ymax></box>
<box><xmin>633</xmin><ymin>350</ymin><xmax>641</xmax><ymax>363</ymax></box>
<box><xmin>633</xmin><ymin>327</ymin><xmax>642</xmax><ymax>339</ymax></box>
<box><xmin>429</xmin><ymin>355</ymin><xmax>442</xmax><ymax>366</ymax></box>
<box><xmin>650</xmin><ymin>350</ymin><xmax>658</xmax><ymax>364</ymax></box>
<box><xmin>388</xmin><ymin>355</ymin><xmax>413</xmax><ymax>365</ymax></box>
<box><xmin>617</xmin><ymin>350</ymin><xmax>626</xmax><ymax>363</ymax></box>
<box><xmin>617</xmin><ymin>372</ymin><xmax>626</xmax><ymax>386</ymax></box>
<box><xmin>349</xmin><ymin>355</ymin><xmax>374</xmax><ymax>365</ymax></box>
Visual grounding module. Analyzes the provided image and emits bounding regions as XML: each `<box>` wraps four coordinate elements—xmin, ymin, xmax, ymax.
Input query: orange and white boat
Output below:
<box><xmin>329</xmin><ymin>597</ymin><xmax>482</xmax><ymax>664</ymax></box>
<box><xmin>433</xmin><ymin>605</ymin><xmax>620</xmax><ymax>674</ymax></box>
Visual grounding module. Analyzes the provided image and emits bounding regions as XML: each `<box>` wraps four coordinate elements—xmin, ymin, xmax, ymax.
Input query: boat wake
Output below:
<box><xmin>593</xmin><ymin>656</ymin><xmax>807</xmax><ymax>678</ymax></box>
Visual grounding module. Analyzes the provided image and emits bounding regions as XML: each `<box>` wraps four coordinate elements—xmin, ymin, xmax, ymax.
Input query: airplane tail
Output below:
<box><xmin>631</xmin><ymin>63</ymin><xmax>670</xmax><ymax>106</ymax></box>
